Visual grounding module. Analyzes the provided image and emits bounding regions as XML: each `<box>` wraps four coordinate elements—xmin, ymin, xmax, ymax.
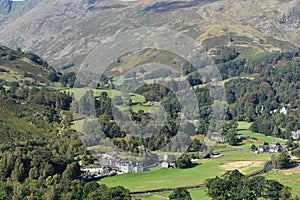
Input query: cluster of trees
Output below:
<box><xmin>222</xmin><ymin>49</ymin><xmax>300</xmax><ymax>139</ymax></box>
<box><xmin>48</xmin><ymin>71</ymin><xmax>76</xmax><ymax>87</ymax></box>
<box><xmin>222</xmin><ymin>121</ymin><xmax>239</xmax><ymax>145</ymax></box>
<box><xmin>175</xmin><ymin>154</ymin><xmax>193</xmax><ymax>169</ymax></box>
<box><xmin>271</xmin><ymin>152</ymin><xmax>292</xmax><ymax>170</ymax></box>
<box><xmin>169</xmin><ymin>187</ymin><xmax>192</xmax><ymax>200</ymax></box>
<box><xmin>1</xmin><ymin>81</ymin><xmax>73</xmax><ymax>111</ymax></box>
<box><xmin>0</xmin><ymin>75</ymin><xmax>134</xmax><ymax>199</ymax></box>
<box><xmin>205</xmin><ymin>170</ymin><xmax>297</xmax><ymax>200</ymax></box>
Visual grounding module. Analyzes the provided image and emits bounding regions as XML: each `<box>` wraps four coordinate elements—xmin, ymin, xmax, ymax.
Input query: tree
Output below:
<box><xmin>280</xmin><ymin>186</ymin><xmax>293</xmax><ymax>200</ymax></box>
<box><xmin>250</xmin><ymin>144</ymin><xmax>257</xmax><ymax>151</ymax></box>
<box><xmin>107</xmin><ymin>186</ymin><xmax>131</xmax><ymax>200</ymax></box>
<box><xmin>271</xmin><ymin>151</ymin><xmax>291</xmax><ymax>169</ymax></box>
<box><xmin>205</xmin><ymin>170</ymin><xmax>294</xmax><ymax>200</ymax></box>
<box><xmin>175</xmin><ymin>154</ymin><xmax>192</xmax><ymax>169</ymax></box>
<box><xmin>48</xmin><ymin>71</ymin><xmax>59</xmax><ymax>82</ymax></box>
<box><xmin>188</xmin><ymin>140</ymin><xmax>202</xmax><ymax>152</ymax></box>
<box><xmin>86</xmin><ymin>185</ymin><xmax>131</xmax><ymax>200</ymax></box>
<box><xmin>264</xmin><ymin>179</ymin><xmax>284</xmax><ymax>199</ymax></box>
<box><xmin>291</xmin><ymin>146</ymin><xmax>300</xmax><ymax>159</ymax></box>
<box><xmin>0</xmin><ymin>181</ymin><xmax>12</xmax><ymax>200</ymax></box>
<box><xmin>225</xmin><ymin>132</ymin><xmax>238</xmax><ymax>146</ymax></box>
<box><xmin>169</xmin><ymin>188</ymin><xmax>191</xmax><ymax>200</ymax></box>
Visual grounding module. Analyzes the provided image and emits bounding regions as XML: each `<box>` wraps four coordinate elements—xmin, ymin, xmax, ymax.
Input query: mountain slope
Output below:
<box><xmin>0</xmin><ymin>0</ymin><xmax>299</xmax><ymax>69</ymax></box>
<box><xmin>0</xmin><ymin>45</ymin><xmax>55</xmax><ymax>84</ymax></box>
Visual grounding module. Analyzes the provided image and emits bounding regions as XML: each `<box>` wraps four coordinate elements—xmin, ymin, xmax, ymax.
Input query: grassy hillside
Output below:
<box><xmin>0</xmin><ymin>45</ymin><xmax>55</xmax><ymax>85</ymax></box>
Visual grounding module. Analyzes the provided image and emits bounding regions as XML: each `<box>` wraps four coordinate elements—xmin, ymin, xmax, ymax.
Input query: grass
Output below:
<box><xmin>133</xmin><ymin>188</ymin><xmax>211</xmax><ymax>200</ymax></box>
<box><xmin>133</xmin><ymin>192</ymin><xmax>171</xmax><ymax>200</ymax></box>
<box><xmin>237</xmin><ymin>121</ymin><xmax>251</xmax><ymax>130</ymax></box>
<box><xmin>62</xmin><ymin>88</ymin><xmax>122</xmax><ymax>99</ymax></box>
<box><xmin>264</xmin><ymin>166</ymin><xmax>300</xmax><ymax>197</ymax></box>
<box><xmin>189</xmin><ymin>188</ymin><xmax>211</xmax><ymax>200</ymax></box>
<box><xmin>131</xmin><ymin>94</ymin><xmax>146</xmax><ymax>103</ymax></box>
<box><xmin>99</xmin><ymin>151</ymin><xmax>272</xmax><ymax>192</ymax></box>
<box><xmin>213</xmin><ymin>122</ymin><xmax>287</xmax><ymax>152</ymax></box>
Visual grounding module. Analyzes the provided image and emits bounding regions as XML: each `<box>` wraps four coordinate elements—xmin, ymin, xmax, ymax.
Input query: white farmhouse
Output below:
<box><xmin>291</xmin><ymin>130</ymin><xmax>300</xmax><ymax>140</ymax></box>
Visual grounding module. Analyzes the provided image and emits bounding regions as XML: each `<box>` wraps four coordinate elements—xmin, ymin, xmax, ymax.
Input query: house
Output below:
<box><xmin>291</xmin><ymin>130</ymin><xmax>300</xmax><ymax>140</ymax></box>
<box><xmin>210</xmin><ymin>134</ymin><xmax>224</xmax><ymax>142</ymax></box>
<box><xmin>81</xmin><ymin>166</ymin><xmax>103</xmax><ymax>174</ymax></box>
<box><xmin>161</xmin><ymin>161</ymin><xmax>169</xmax><ymax>168</ymax></box>
<box><xmin>257</xmin><ymin>145</ymin><xmax>269</xmax><ymax>153</ymax></box>
<box><xmin>169</xmin><ymin>163</ymin><xmax>176</xmax><ymax>168</ymax></box>
<box><xmin>237</xmin><ymin>135</ymin><xmax>250</xmax><ymax>140</ymax></box>
<box><xmin>150</xmin><ymin>101</ymin><xmax>161</xmax><ymax>106</ymax></box>
<box><xmin>269</xmin><ymin>142</ymin><xmax>283</xmax><ymax>153</ymax></box>
<box><xmin>280</xmin><ymin>107</ymin><xmax>288</xmax><ymax>115</ymax></box>
<box><xmin>257</xmin><ymin>142</ymin><xmax>283</xmax><ymax>153</ymax></box>
<box><xmin>116</xmin><ymin>161</ymin><xmax>144</xmax><ymax>173</ymax></box>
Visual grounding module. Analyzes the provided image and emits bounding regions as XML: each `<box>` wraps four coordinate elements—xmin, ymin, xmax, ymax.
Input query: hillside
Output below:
<box><xmin>0</xmin><ymin>45</ymin><xmax>56</xmax><ymax>85</ymax></box>
<box><xmin>0</xmin><ymin>46</ymin><xmax>137</xmax><ymax>199</ymax></box>
<box><xmin>0</xmin><ymin>0</ymin><xmax>299</xmax><ymax>69</ymax></box>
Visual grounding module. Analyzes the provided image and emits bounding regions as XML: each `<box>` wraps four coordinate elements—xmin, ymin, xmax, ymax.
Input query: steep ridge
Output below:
<box><xmin>0</xmin><ymin>0</ymin><xmax>299</xmax><ymax>69</ymax></box>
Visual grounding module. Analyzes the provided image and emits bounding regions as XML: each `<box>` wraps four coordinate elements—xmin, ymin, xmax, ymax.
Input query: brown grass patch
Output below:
<box><xmin>283</xmin><ymin>163</ymin><xmax>300</xmax><ymax>175</ymax></box>
<box><xmin>221</xmin><ymin>161</ymin><xmax>263</xmax><ymax>172</ymax></box>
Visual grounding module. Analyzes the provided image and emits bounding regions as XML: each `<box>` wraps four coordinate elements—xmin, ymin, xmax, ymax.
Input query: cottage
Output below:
<box><xmin>291</xmin><ymin>130</ymin><xmax>300</xmax><ymax>140</ymax></box>
<box><xmin>210</xmin><ymin>134</ymin><xmax>224</xmax><ymax>142</ymax></box>
<box><xmin>169</xmin><ymin>163</ymin><xmax>176</xmax><ymax>168</ymax></box>
<box><xmin>150</xmin><ymin>101</ymin><xmax>161</xmax><ymax>106</ymax></box>
<box><xmin>81</xmin><ymin>166</ymin><xmax>103</xmax><ymax>174</ymax></box>
<box><xmin>117</xmin><ymin>161</ymin><xmax>144</xmax><ymax>173</ymax></box>
<box><xmin>280</xmin><ymin>107</ymin><xmax>288</xmax><ymax>115</ymax></box>
<box><xmin>161</xmin><ymin>161</ymin><xmax>169</xmax><ymax>168</ymax></box>
<box><xmin>257</xmin><ymin>145</ymin><xmax>269</xmax><ymax>153</ymax></box>
<box><xmin>238</xmin><ymin>135</ymin><xmax>250</xmax><ymax>140</ymax></box>
<box><xmin>269</xmin><ymin>142</ymin><xmax>283</xmax><ymax>153</ymax></box>
<box><xmin>257</xmin><ymin>142</ymin><xmax>283</xmax><ymax>153</ymax></box>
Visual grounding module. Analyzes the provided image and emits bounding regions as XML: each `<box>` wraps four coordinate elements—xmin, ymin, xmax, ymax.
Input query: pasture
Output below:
<box><xmin>99</xmin><ymin>152</ymin><xmax>272</xmax><ymax>192</ymax></box>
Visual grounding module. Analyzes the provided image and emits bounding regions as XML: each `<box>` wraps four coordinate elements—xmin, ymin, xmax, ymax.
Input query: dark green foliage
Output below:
<box><xmin>223</xmin><ymin>121</ymin><xmax>239</xmax><ymax>145</ymax></box>
<box><xmin>188</xmin><ymin>139</ymin><xmax>202</xmax><ymax>152</ymax></box>
<box><xmin>291</xmin><ymin>146</ymin><xmax>300</xmax><ymax>159</ymax></box>
<box><xmin>0</xmin><ymin>82</ymin><xmax>132</xmax><ymax>199</ymax></box>
<box><xmin>59</xmin><ymin>72</ymin><xmax>76</xmax><ymax>87</ymax></box>
<box><xmin>250</xmin><ymin>144</ymin><xmax>257</xmax><ymax>151</ymax></box>
<box><xmin>48</xmin><ymin>71</ymin><xmax>59</xmax><ymax>82</ymax></box>
<box><xmin>175</xmin><ymin>154</ymin><xmax>192</xmax><ymax>169</ymax></box>
<box><xmin>86</xmin><ymin>184</ymin><xmax>131</xmax><ymax>200</ymax></box>
<box><xmin>0</xmin><ymin>181</ymin><xmax>12</xmax><ymax>200</ymax></box>
<box><xmin>186</xmin><ymin>71</ymin><xmax>202</xmax><ymax>86</ymax></box>
<box><xmin>225</xmin><ymin>132</ymin><xmax>239</xmax><ymax>145</ymax></box>
<box><xmin>272</xmin><ymin>152</ymin><xmax>291</xmax><ymax>169</ymax></box>
<box><xmin>205</xmin><ymin>170</ymin><xmax>293</xmax><ymax>200</ymax></box>
<box><xmin>169</xmin><ymin>187</ymin><xmax>192</xmax><ymax>200</ymax></box>
<box><xmin>213</xmin><ymin>46</ymin><xmax>240</xmax><ymax>64</ymax></box>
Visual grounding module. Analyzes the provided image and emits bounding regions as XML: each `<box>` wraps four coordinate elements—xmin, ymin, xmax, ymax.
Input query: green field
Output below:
<box><xmin>133</xmin><ymin>188</ymin><xmax>211</xmax><ymax>200</ymax></box>
<box><xmin>264</xmin><ymin>165</ymin><xmax>300</xmax><ymax>197</ymax></box>
<box><xmin>213</xmin><ymin>122</ymin><xmax>287</xmax><ymax>152</ymax></box>
<box><xmin>99</xmin><ymin>152</ymin><xmax>272</xmax><ymax>192</ymax></box>
<box><xmin>62</xmin><ymin>88</ymin><xmax>123</xmax><ymax>98</ymax></box>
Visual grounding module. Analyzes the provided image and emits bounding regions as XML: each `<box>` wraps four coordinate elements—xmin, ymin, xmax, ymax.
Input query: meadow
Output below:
<box><xmin>99</xmin><ymin>151</ymin><xmax>272</xmax><ymax>192</ymax></box>
<box><xmin>213</xmin><ymin>122</ymin><xmax>287</xmax><ymax>152</ymax></box>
